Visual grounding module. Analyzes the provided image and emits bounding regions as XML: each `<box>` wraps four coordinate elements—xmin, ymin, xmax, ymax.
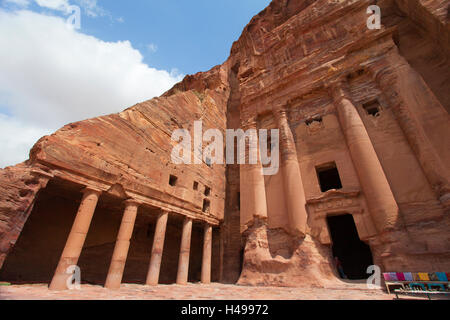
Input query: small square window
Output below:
<box><xmin>363</xmin><ymin>100</ymin><xmax>381</xmax><ymax>117</ymax></box>
<box><xmin>169</xmin><ymin>175</ymin><xmax>178</xmax><ymax>186</ymax></box>
<box><xmin>204</xmin><ymin>186</ymin><xmax>211</xmax><ymax>197</ymax></box>
<box><xmin>316</xmin><ymin>162</ymin><xmax>343</xmax><ymax>192</ymax></box>
<box><xmin>306</xmin><ymin>117</ymin><xmax>323</xmax><ymax>126</ymax></box>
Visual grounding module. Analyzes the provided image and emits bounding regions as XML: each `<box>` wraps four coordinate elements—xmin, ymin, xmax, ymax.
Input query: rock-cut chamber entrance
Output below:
<box><xmin>326</xmin><ymin>214</ymin><xmax>373</xmax><ymax>280</ymax></box>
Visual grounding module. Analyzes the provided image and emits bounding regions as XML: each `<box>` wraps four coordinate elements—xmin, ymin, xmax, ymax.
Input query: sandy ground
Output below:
<box><xmin>0</xmin><ymin>282</ymin><xmax>402</xmax><ymax>300</ymax></box>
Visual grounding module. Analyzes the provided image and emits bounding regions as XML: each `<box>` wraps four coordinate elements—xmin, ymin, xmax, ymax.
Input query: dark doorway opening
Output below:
<box><xmin>187</xmin><ymin>221</ymin><xmax>204</xmax><ymax>283</ymax></box>
<box><xmin>211</xmin><ymin>227</ymin><xmax>221</xmax><ymax>283</ymax></box>
<box><xmin>0</xmin><ymin>181</ymin><xmax>81</xmax><ymax>284</ymax></box>
<box><xmin>121</xmin><ymin>207</ymin><xmax>158</xmax><ymax>285</ymax></box>
<box><xmin>156</xmin><ymin>215</ymin><xmax>182</xmax><ymax>284</ymax></box>
<box><xmin>316</xmin><ymin>162</ymin><xmax>343</xmax><ymax>192</ymax></box>
<box><xmin>327</xmin><ymin>214</ymin><xmax>373</xmax><ymax>280</ymax></box>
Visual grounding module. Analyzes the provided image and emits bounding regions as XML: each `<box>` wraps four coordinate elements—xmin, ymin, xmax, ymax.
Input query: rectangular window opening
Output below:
<box><xmin>193</xmin><ymin>181</ymin><xmax>199</xmax><ymax>190</ymax></box>
<box><xmin>306</xmin><ymin>117</ymin><xmax>323</xmax><ymax>126</ymax></box>
<box><xmin>169</xmin><ymin>175</ymin><xmax>178</xmax><ymax>186</ymax></box>
<box><xmin>316</xmin><ymin>162</ymin><xmax>343</xmax><ymax>192</ymax></box>
<box><xmin>363</xmin><ymin>100</ymin><xmax>381</xmax><ymax>117</ymax></box>
<box><xmin>204</xmin><ymin>186</ymin><xmax>211</xmax><ymax>197</ymax></box>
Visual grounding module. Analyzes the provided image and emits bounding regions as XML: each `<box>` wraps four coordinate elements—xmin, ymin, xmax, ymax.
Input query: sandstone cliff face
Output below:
<box><xmin>225</xmin><ymin>0</ymin><xmax>450</xmax><ymax>286</ymax></box>
<box><xmin>1</xmin><ymin>0</ymin><xmax>449</xmax><ymax>287</ymax></box>
<box><xmin>0</xmin><ymin>164</ymin><xmax>50</xmax><ymax>269</ymax></box>
<box><xmin>0</xmin><ymin>65</ymin><xmax>230</xmax><ymax>271</ymax></box>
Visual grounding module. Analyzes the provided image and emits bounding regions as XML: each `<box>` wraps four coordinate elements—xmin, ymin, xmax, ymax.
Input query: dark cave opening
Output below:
<box><xmin>327</xmin><ymin>214</ymin><xmax>373</xmax><ymax>280</ymax></box>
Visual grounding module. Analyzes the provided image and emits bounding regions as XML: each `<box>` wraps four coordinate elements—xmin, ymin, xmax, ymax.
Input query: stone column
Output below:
<box><xmin>331</xmin><ymin>83</ymin><xmax>399</xmax><ymax>232</ymax></box>
<box><xmin>49</xmin><ymin>187</ymin><xmax>101</xmax><ymax>290</ymax></box>
<box><xmin>104</xmin><ymin>200</ymin><xmax>139</xmax><ymax>289</ymax></box>
<box><xmin>176</xmin><ymin>217</ymin><xmax>192</xmax><ymax>285</ymax></box>
<box><xmin>201</xmin><ymin>224</ymin><xmax>212</xmax><ymax>284</ymax></box>
<box><xmin>369</xmin><ymin>52</ymin><xmax>450</xmax><ymax>207</ymax></box>
<box><xmin>274</xmin><ymin>107</ymin><xmax>308</xmax><ymax>237</ymax></box>
<box><xmin>239</xmin><ymin>119</ymin><xmax>267</xmax><ymax>226</ymax></box>
<box><xmin>239</xmin><ymin>119</ymin><xmax>268</xmax><ymax>227</ymax></box>
<box><xmin>146</xmin><ymin>210</ymin><xmax>169</xmax><ymax>286</ymax></box>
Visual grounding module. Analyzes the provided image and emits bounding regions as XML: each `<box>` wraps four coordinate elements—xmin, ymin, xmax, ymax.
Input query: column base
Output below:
<box><xmin>49</xmin><ymin>274</ymin><xmax>70</xmax><ymax>291</ymax></box>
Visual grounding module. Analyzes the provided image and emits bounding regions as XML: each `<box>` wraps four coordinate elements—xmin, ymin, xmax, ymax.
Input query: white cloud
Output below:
<box><xmin>0</xmin><ymin>9</ymin><xmax>183</xmax><ymax>168</ymax></box>
<box><xmin>35</xmin><ymin>0</ymin><xmax>70</xmax><ymax>12</ymax></box>
<box><xmin>74</xmin><ymin>0</ymin><xmax>104</xmax><ymax>17</ymax></box>
<box><xmin>34</xmin><ymin>0</ymin><xmax>106</xmax><ymax>17</ymax></box>
<box><xmin>0</xmin><ymin>114</ymin><xmax>51</xmax><ymax>168</ymax></box>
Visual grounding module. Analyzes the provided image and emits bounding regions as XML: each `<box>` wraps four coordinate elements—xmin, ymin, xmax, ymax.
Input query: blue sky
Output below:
<box><xmin>83</xmin><ymin>0</ymin><xmax>271</xmax><ymax>74</ymax></box>
<box><xmin>13</xmin><ymin>0</ymin><xmax>271</xmax><ymax>74</ymax></box>
<box><xmin>0</xmin><ymin>0</ymin><xmax>271</xmax><ymax>168</ymax></box>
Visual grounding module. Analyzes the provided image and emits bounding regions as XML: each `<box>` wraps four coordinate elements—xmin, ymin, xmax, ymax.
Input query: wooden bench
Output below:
<box><xmin>383</xmin><ymin>272</ymin><xmax>450</xmax><ymax>300</ymax></box>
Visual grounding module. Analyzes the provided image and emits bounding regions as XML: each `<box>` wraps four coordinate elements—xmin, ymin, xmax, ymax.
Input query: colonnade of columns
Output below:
<box><xmin>238</xmin><ymin>60</ymin><xmax>449</xmax><ymax>240</ymax></box>
<box><xmin>49</xmin><ymin>191</ymin><xmax>214</xmax><ymax>290</ymax></box>
<box><xmin>238</xmin><ymin>78</ymin><xmax>404</xmax><ymax>237</ymax></box>
<box><xmin>239</xmin><ymin>113</ymin><xmax>309</xmax><ymax>237</ymax></box>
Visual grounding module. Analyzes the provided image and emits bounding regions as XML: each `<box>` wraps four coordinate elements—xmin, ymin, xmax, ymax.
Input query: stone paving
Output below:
<box><xmin>0</xmin><ymin>283</ymin><xmax>401</xmax><ymax>300</ymax></box>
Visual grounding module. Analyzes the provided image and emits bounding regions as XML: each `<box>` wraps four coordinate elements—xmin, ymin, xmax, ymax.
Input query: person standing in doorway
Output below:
<box><xmin>335</xmin><ymin>256</ymin><xmax>347</xmax><ymax>279</ymax></box>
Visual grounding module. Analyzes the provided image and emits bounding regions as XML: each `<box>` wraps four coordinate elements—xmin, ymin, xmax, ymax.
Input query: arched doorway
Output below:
<box><xmin>327</xmin><ymin>214</ymin><xmax>373</xmax><ymax>280</ymax></box>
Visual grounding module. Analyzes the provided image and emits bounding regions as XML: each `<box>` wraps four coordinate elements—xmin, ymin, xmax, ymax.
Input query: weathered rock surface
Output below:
<box><xmin>0</xmin><ymin>164</ymin><xmax>50</xmax><ymax>269</ymax></box>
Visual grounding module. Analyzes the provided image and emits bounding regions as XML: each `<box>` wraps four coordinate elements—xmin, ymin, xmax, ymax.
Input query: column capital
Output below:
<box><xmin>159</xmin><ymin>209</ymin><xmax>170</xmax><ymax>215</ymax></box>
<box><xmin>328</xmin><ymin>79</ymin><xmax>351</xmax><ymax>102</ymax></box>
<box><xmin>81</xmin><ymin>186</ymin><xmax>103</xmax><ymax>196</ymax></box>
<box><xmin>271</xmin><ymin>99</ymin><xmax>288</xmax><ymax>115</ymax></box>
<box><xmin>273</xmin><ymin>106</ymin><xmax>287</xmax><ymax>119</ymax></box>
<box><xmin>124</xmin><ymin>198</ymin><xmax>141</xmax><ymax>207</ymax></box>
